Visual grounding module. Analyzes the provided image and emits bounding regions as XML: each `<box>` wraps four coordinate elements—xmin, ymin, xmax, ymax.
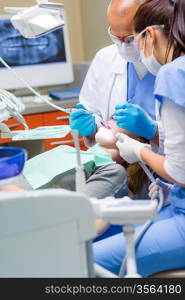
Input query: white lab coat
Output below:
<box><xmin>79</xmin><ymin>44</ymin><xmax>128</xmax><ymax>128</ymax></box>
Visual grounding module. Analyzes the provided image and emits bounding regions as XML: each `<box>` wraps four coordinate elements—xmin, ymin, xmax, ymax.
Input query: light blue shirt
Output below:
<box><xmin>127</xmin><ymin>62</ymin><xmax>156</xmax><ymax>120</ymax></box>
<box><xmin>154</xmin><ymin>55</ymin><xmax>185</xmax><ymax>212</ymax></box>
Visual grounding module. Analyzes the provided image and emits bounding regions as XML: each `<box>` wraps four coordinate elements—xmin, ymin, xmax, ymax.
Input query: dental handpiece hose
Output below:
<box><xmin>0</xmin><ymin>56</ymin><xmax>73</xmax><ymax>114</ymax></box>
<box><xmin>71</xmin><ymin>130</ymin><xmax>86</xmax><ymax>194</ymax></box>
<box><xmin>0</xmin><ymin>57</ymin><xmax>97</xmax><ymax>116</ymax></box>
<box><xmin>116</xmin><ymin>133</ymin><xmax>164</xmax><ymax>277</ymax></box>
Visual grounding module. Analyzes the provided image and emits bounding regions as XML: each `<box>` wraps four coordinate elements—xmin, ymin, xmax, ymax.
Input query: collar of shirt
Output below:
<box><xmin>133</xmin><ymin>61</ymin><xmax>148</xmax><ymax>79</ymax></box>
<box><xmin>110</xmin><ymin>51</ymin><xmax>127</xmax><ymax>74</ymax></box>
<box><xmin>110</xmin><ymin>46</ymin><xmax>147</xmax><ymax>78</ymax></box>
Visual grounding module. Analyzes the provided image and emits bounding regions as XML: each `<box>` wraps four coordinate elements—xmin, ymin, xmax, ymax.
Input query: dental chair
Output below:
<box><xmin>0</xmin><ymin>189</ymin><xmax>96</xmax><ymax>277</ymax></box>
<box><xmin>0</xmin><ymin>187</ymin><xmax>172</xmax><ymax>278</ymax></box>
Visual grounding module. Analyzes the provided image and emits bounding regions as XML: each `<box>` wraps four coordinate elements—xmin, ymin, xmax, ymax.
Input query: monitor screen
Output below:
<box><xmin>0</xmin><ymin>14</ymin><xmax>74</xmax><ymax>90</ymax></box>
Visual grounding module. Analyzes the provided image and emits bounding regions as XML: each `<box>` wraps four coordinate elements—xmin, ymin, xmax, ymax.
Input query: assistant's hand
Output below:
<box><xmin>116</xmin><ymin>133</ymin><xmax>150</xmax><ymax>164</ymax></box>
<box><xmin>69</xmin><ymin>104</ymin><xmax>97</xmax><ymax>136</ymax></box>
<box><xmin>113</xmin><ymin>103</ymin><xmax>157</xmax><ymax>140</ymax></box>
<box><xmin>148</xmin><ymin>178</ymin><xmax>172</xmax><ymax>206</ymax></box>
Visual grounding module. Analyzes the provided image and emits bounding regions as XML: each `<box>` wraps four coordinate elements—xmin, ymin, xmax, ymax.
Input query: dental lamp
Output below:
<box><xmin>0</xmin><ymin>1</ymin><xmax>76</xmax><ymax>138</ymax></box>
<box><xmin>0</xmin><ymin>1</ymin><xmax>76</xmax><ymax>128</ymax></box>
<box><xmin>4</xmin><ymin>0</ymin><xmax>65</xmax><ymax>39</ymax></box>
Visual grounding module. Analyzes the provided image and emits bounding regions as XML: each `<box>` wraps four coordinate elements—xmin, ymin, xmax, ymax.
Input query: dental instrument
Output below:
<box><xmin>4</xmin><ymin>1</ymin><xmax>65</xmax><ymax>39</ymax></box>
<box><xmin>0</xmin><ymin>89</ymin><xmax>28</xmax><ymax>129</ymax></box>
<box><xmin>66</xmin><ymin>108</ymin><xmax>98</xmax><ymax>115</ymax></box>
<box><xmin>0</xmin><ymin>88</ymin><xmax>72</xmax><ymax>141</ymax></box>
<box><xmin>100</xmin><ymin>121</ymin><xmax>112</xmax><ymax>129</ymax></box>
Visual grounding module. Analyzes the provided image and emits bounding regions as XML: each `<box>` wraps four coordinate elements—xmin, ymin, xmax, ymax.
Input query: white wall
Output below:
<box><xmin>81</xmin><ymin>0</ymin><xmax>111</xmax><ymax>61</ymax></box>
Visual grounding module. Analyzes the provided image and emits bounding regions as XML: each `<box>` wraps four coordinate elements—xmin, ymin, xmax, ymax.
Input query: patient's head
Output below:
<box><xmin>95</xmin><ymin>119</ymin><xmax>149</xmax><ymax>198</ymax></box>
<box><xmin>95</xmin><ymin>119</ymin><xmax>143</xmax><ymax>164</ymax></box>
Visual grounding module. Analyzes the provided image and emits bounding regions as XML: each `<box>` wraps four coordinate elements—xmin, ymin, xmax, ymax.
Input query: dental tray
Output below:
<box><xmin>0</xmin><ymin>124</ymin><xmax>71</xmax><ymax>141</ymax></box>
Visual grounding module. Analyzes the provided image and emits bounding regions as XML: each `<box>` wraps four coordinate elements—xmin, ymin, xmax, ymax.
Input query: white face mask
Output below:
<box><xmin>108</xmin><ymin>27</ymin><xmax>140</xmax><ymax>62</ymax></box>
<box><xmin>140</xmin><ymin>47</ymin><xmax>162</xmax><ymax>76</ymax></box>
<box><xmin>118</xmin><ymin>42</ymin><xmax>141</xmax><ymax>62</ymax></box>
<box><xmin>135</xmin><ymin>25</ymin><xmax>164</xmax><ymax>75</ymax></box>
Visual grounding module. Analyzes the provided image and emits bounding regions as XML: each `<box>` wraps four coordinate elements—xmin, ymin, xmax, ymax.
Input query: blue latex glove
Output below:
<box><xmin>113</xmin><ymin>103</ymin><xmax>157</xmax><ymax>140</ymax></box>
<box><xmin>69</xmin><ymin>103</ymin><xmax>96</xmax><ymax>136</ymax></box>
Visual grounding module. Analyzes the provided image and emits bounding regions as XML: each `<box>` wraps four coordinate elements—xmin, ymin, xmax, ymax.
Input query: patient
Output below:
<box><xmin>0</xmin><ymin>121</ymin><xmax>149</xmax><ymax>236</ymax></box>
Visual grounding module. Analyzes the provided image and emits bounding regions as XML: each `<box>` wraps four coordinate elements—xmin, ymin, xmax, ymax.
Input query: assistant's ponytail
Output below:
<box><xmin>170</xmin><ymin>0</ymin><xmax>185</xmax><ymax>59</ymax></box>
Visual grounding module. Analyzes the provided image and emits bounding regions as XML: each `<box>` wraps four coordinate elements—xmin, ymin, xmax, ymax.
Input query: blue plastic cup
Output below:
<box><xmin>0</xmin><ymin>147</ymin><xmax>27</xmax><ymax>186</ymax></box>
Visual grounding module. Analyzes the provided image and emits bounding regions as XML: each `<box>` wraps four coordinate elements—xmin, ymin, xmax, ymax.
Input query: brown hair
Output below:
<box><xmin>127</xmin><ymin>163</ymin><xmax>149</xmax><ymax>198</ymax></box>
<box><xmin>133</xmin><ymin>0</ymin><xmax>185</xmax><ymax>60</ymax></box>
<box><xmin>123</xmin><ymin>137</ymin><xmax>149</xmax><ymax>198</ymax></box>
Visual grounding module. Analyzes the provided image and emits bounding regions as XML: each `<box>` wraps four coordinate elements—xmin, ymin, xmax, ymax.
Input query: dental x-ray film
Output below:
<box><xmin>0</xmin><ymin>19</ymin><xmax>66</xmax><ymax>67</ymax></box>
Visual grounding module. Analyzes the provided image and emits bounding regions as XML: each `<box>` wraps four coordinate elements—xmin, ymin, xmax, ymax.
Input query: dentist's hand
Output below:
<box><xmin>116</xmin><ymin>133</ymin><xmax>150</xmax><ymax>164</ymax></box>
<box><xmin>113</xmin><ymin>103</ymin><xmax>157</xmax><ymax>140</ymax></box>
<box><xmin>69</xmin><ymin>104</ymin><xmax>97</xmax><ymax>136</ymax></box>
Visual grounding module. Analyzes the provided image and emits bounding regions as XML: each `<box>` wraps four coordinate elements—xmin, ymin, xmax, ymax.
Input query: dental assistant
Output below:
<box><xmin>94</xmin><ymin>0</ymin><xmax>185</xmax><ymax>277</ymax></box>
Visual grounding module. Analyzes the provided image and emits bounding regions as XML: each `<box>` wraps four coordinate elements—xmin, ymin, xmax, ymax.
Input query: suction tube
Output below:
<box><xmin>116</xmin><ymin>133</ymin><xmax>164</xmax><ymax>277</ymax></box>
<box><xmin>0</xmin><ymin>57</ymin><xmax>71</xmax><ymax>114</ymax></box>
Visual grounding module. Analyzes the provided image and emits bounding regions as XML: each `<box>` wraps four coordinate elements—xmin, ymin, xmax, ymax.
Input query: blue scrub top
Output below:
<box><xmin>154</xmin><ymin>55</ymin><xmax>185</xmax><ymax>212</ymax></box>
<box><xmin>154</xmin><ymin>56</ymin><xmax>185</xmax><ymax>108</ymax></box>
<box><xmin>127</xmin><ymin>62</ymin><xmax>156</xmax><ymax>120</ymax></box>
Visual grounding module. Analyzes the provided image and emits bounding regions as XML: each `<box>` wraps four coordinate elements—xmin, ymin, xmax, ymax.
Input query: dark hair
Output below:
<box><xmin>133</xmin><ymin>0</ymin><xmax>185</xmax><ymax>60</ymax></box>
<box><xmin>127</xmin><ymin>163</ymin><xmax>149</xmax><ymax>198</ymax></box>
<box><xmin>125</xmin><ymin>136</ymin><xmax>149</xmax><ymax>198</ymax></box>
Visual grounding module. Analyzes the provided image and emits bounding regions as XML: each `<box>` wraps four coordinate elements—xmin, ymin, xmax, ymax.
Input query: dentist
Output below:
<box><xmin>67</xmin><ymin>0</ymin><xmax>159</xmax><ymax>199</ymax></box>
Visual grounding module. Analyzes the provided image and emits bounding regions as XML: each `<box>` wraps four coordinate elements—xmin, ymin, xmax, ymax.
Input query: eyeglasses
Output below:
<box><xmin>108</xmin><ymin>27</ymin><xmax>134</xmax><ymax>45</ymax></box>
<box><xmin>134</xmin><ymin>24</ymin><xmax>165</xmax><ymax>43</ymax></box>
<box><xmin>116</xmin><ymin>35</ymin><xmax>134</xmax><ymax>43</ymax></box>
